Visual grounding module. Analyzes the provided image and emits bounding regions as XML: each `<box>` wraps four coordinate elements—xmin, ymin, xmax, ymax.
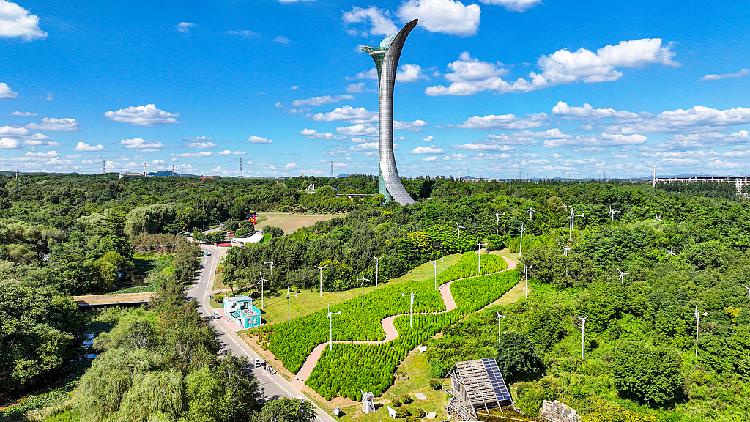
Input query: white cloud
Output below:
<box><xmin>178</xmin><ymin>151</ymin><xmax>214</xmax><ymax>158</ymax></box>
<box><xmin>292</xmin><ymin>95</ymin><xmax>353</xmax><ymax>107</ymax></box>
<box><xmin>11</xmin><ymin>110</ymin><xmax>35</xmax><ymax>116</ymax></box>
<box><xmin>0</xmin><ymin>125</ymin><xmax>28</xmax><ymax>136</ymax></box>
<box><xmin>394</xmin><ymin>119</ymin><xmax>427</xmax><ymax>130</ymax></box>
<box><xmin>313</xmin><ymin>105</ymin><xmax>375</xmax><ymax>122</ymax></box>
<box><xmin>731</xmin><ymin>129</ymin><xmax>749</xmax><ymax>139</ymax></box>
<box><xmin>75</xmin><ymin>141</ymin><xmax>104</xmax><ymax>152</ymax></box>
<box><xmin>411</xmin><ymin>145</ymin><xmax>444</xmax><ymax>154</ymax></box>
<box><xmin>27</xmin><ymin>117</ymin><xmax>79</xmax><ymax>131</ymax></box>
<box><xmin>227</xmin><ymin>30</ymin><xmax>258</xmax><ymax>38</ymax></box>
<box><xmin>423</xmin><ymin>135</ymin><xmax>434</xmax><ymax>142</ymax></box>
<box><xmin>188</xmin><ymin>141</ymin><xmax>216</xmax><ymax>149</ymax></box>
<box><xmin>300</xmin><ymin>128</ymin><xmax>338</xmax><ymax>140</ymax></box>
<box><xmin>248</xmin><ymin>135</ymin><xmax>272</xmax><ymax>144</ymax></box>
<box><xmin>479</xmin><ymin>0</ymin><xmax>540</xmax><ymax>12</ymax></box>
<box><xmin>273</xmin><ymin>35</ymin><xmax>291</xmax><ymax>44</ymax></box>
<box><xmin>354</xmin><ymin>68</ymin><xmax>378</xmax><ymax>80</ymax></box>
<box><xmin>176</xmin><ymin>22</ymin><xmax>195</xmax><ymax>33</ymax></box>
<box><xmin>342</xmin><ymin>6</ymin><xmax>397</xmax><ymax>36</ymax></box>
<box><xmin>600</xmin><ymin>132</ymin><xmax>648</xmax><ymax>145</ymax></box>
<box><xmin>397</xmin><ymin>64</ymin><xmax>425</xmax><ymax>82</ymax></box>
<box><xmin>423</xmin><ymin>156</ymin><xmax>438</xmax><ymax>162</ymax></box>
<box><xmin>337</xmin><ymin>123</ymin><xmax>377</xmax><ymax>137</ymax></box>
<box><xmin>346</xmin><ymin>83</ymin><xmax>365</xmax><ymax>93</ymax></box>
<box><xmin>351</xmin><ymin>142</ymin><xmax>378</xmax><ymax>151</ymax></box>
<box><xmin>0</xmin><ymin>82</ymin><xmax>17</xmax><ymax>99</ymax></box>
<box><xmin>454</xmin><ymin>143</ymin><xmax>512</xmax><ymax>151</ymax></box>
<box><xmin>121</xmin><ymin>137</ymin><xmax>164</xmax><ymax>151</ymax></box>
<box><xmin>428</xmin><ymin>39</ymin><xmax>675</xmax><ymax>95</ymax></box>
<box><xmin>0</xmin><ymin>1</ymin><xmax>46</xmax><ymax>40</ymax></box>
<box><xmin>552</xmin><ymin>101</ymin><xmax>639</xmax><ymax>119</ymax></box>
<box><xmin>0</xmin><ymin>137</ymin><xmax>21</xmax><ymax>149</ymax></box>
<box><xmin>397</xmin><ymin>0</ymin><xmax>481</xmax><ymax>36</ymax></box>
<box><xmin>702</xmin><ymin>69</ymin><xmax>749</xmax><ymax>81</ymax></box>
<box><xmin>625</xmin><ymin>106</ymin><xmax>750</xmax><ymax>132</ymax></box>
<box><xmin>217</xmin><ymin>149</ymin><xmax>244</xmax><ymax>156</ymax></box>
<box><xmin>23</xmin><ymin>133</ymin><xmax>56</xmax><ymax>146</ymax></box>
<box><xmin>285</xmin><ymin>162</ymin><xmax>297</xmax><ymax>169</ymax></box>
<box><xmin>460</xmin><ymin>113</ymin><xmax>546</xmax><ymax>129</ymax></box>
<box><xmin>105</xmin><ymin>104</ymin><xmax>179</xmax><ymax>126</ymax></box>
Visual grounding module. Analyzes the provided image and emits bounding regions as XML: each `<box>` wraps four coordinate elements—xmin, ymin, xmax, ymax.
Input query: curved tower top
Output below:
<box><xmin>361</xmin><ymin>19</ymin><xmax>418</xmax><ymax>205</ymax></box>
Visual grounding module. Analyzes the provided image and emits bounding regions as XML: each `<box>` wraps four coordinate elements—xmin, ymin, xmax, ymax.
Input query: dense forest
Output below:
<box><xmin>1</xmin><ymin>173</ymin><xmax>749</xmax><ymax>421</ymax></box>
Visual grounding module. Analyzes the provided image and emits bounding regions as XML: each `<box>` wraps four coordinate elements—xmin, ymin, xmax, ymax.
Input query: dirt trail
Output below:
<box><xmin>291</xmin><ymin>255</ymin><xmax>517</xmax><ymax>389</ymax></box>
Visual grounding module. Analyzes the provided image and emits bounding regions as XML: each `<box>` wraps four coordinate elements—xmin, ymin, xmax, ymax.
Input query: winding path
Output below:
<box><xmin>292</xmin><ymin>255</ymin><xmax>517</xmax><ymax>388</ymax></box>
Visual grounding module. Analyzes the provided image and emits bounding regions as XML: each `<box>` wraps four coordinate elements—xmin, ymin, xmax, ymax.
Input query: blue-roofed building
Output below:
<box><xmin>447</xmin><ymin>358</ymin><xmax>513</xmax><ymax>420</ymax></box>
<box><xmin>223</xmin><ymin>296</ymin><xmax>262</xmax><ymax>329</ymax></box>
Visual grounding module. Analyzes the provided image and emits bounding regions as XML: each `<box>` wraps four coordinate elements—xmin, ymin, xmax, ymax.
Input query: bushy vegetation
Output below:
<box><xmin>305</xmin><ymin>270</ymin><xmax>518</xmax><ymax>400</ymax></box>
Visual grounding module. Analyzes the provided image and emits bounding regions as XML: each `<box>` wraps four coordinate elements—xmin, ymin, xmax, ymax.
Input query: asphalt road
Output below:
<box><xmin>186</xmin><ymin>244</ymin><xmax>334</xmax><ymax>422</ymax></box>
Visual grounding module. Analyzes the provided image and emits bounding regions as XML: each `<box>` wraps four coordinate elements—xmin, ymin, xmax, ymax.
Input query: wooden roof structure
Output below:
<box><xmin>447</xmin><ymin>358</ymin><xmax>512</xmax><ymax>421</ymax></box>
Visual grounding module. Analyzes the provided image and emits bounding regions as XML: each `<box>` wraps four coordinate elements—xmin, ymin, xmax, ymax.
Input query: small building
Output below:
<box><xmin>230</xmin><ymin>232</ymin><xmax>264</xmax><ymax>247</ymax></box>
<box><xmin>446</xmin><ymin>358</ymin><xmax>513</xmax><ymax>421</ymax></box>
<box><xmin>223</xmin><ymin>296</ymin><xmax>262</xmax><ymax>329</ymax></box>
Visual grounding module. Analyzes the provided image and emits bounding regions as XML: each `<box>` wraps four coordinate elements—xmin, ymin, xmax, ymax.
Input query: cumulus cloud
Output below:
<box><xmin>552</xmin><ymin>101</ymin><xmax>639</xmax><ymax>119</ymax></box>
<box><xmin>27</xmin><ymin>117</ymin><xmax>79</xmax><ymax>131</ymax></box>
<box><xmin>105</xmin><ymin>104</ymin><xmax>179</xmax><ymax>126</ymax></box>
<box><xmin>479</xmin><ymin>0</ymin><xmax>540</xmax><ymax>12</ymax></box>
<box><xmin>397</xmin><ymin>64</ymin><xmax>425</xmax><ymax>82</ymax></box>
<box><xmin>397</xmin><ymin>0</ymin><xmax>481</xmax><ymax>36</ymax></box>
<box><xmin>300</xmin><ymin>128</ymin><xmax>339</xmax><ymax>140</ymax></box>
<box><xmin>623</xmin><ymin>106</ymin><xmax>750</xmax><ymax>133</ymax></box>
<box><xmin>394</xmin><ymin>119</ymin><xmax>427</xmax><ymax>130</ymax></box>
<box><xmin>285</xmin><ymin>162</ymin><xmax>298</xmax><ymax>169</ymax></box>
<box><xmin>292</xmin><ymin>95</ymin><xmax>353</xmax><ymax>107</ymax></box>
<box><xmin>423</xmin><ymin>135</ymin><xmax>434</xmax><ymax>142</ymax></box>
<box><xmin>342</xmin><ymin>6</ymin><xmax>397</xmax><ymax>36</ymax></box>
<box><xmin>273</xmin><ymin>35</ymin><xmax>291</xmax><ymax>44</ymax></box>
<box><xmin>176</xmin><ymin>22</ymin><xmax>195</xmax><ymax>33</ymax></box>
<box><xmin>313</xmin><ymin>106</ymin><xmax>375</xmax><ymax>123</ymax></box>
<box><xmin>428</xmin><ymin>39</ymin><xmax>675</xmax><ymax>95</ymax></box>
<box><xmin>459</xmin><ymin>113</ymin><xmax>546</xmax><ymax>129</ymax></box>
<box><xmin>454</xmin><ymin>142</ymin><xmax>512</xmax><ymax>151</ymax></box>
<box><xmin>248</xmin><ymin>135</ymin><xmax>272</xmax><ymax>144</ymax></box>
<box><xmin>121</xmin><ymin>137</ymin><xmax>164</xmax><ymax>151</ymax></box>
<box><xmin>75</xmin><ymin>141</ymin><xmax>104</xmax><ymax>152</ymax></box>
<box><xmin>0</xmin><ymin>82</ymin><xmax>17</xmax><ymax>99</ymax></box>
<box><xmin>411</xmin><ymin>145</ymin><xmax>444</xmax><ymax>154</ymax></box>
<box><xmin>337</xmin><ymin>123</ymin><xmax>377</xmax><ymax>136</ymax></box>
<box><xmin>346</xmin><ymin>83</ymin><xmax>365</xmax><ymax>93</ymax></box>
<box><xmin>0</xmin><ymin>137</ymin><xmax>21</xmax><ymax>149</ymax></box>
<box><xmin>351</xmin><ymin>142</ymin><xmax>378</xmax><ymax>151</ymax></box>
<box><xmin>188</xmin><ymin>141</ymin><xmax>216</xmax><ymax>149</ymax></box>
<box><xmin>702</xmin><ymin>69</ymin><xmax>749</xmax><ymax>81</ymax></box>
<box><xmin>0</xmin><ymin>1</ymin><xmax>47</xmax><ymax>40</ymax></box>
<box><xmin>11</xmin><ymin>110</ymin><xmax>35</xmax><ymax>116</ymax></box>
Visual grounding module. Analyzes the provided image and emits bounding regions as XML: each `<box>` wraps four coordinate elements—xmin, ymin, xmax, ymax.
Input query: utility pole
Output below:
<box><xmin>568</xmin><ymin>208</ymin><xmax>584</xmax><ymax>242</ymax></box>
<box><xmin>456</xmin><ymin>223</ymin><xmax>465</xmax><ymax>239</ymax></box>
<box><xmin>496</xmin><ymin>312</ymin><xmax>505</xmax><ymax>346</ymax></box>
<box><xmin>287</xmin><ymin>285</ymin><xmax>291</xmax><ymax>322</ymax></box>
<box><xmin>518</xmin><ymin>222</ymin><xmax>525</xmax><ymax>256</ymax></box>
<box><xmin>578</xmin><ymin>316</ymin><xmax>587</xmax><ymax>359</ymax></box>
<box><xmin>694</xmin><ymin>306</ymin><xmax>707</xmax><ymax>357</ymax></box>
<box><xmin>327</xmin><ymin>304</ymin><xmax>341</xmax><ymax>349</ymax></box>
<box><xmin>433</xmin><ymin>260</ymin><xmax>438</xmax><ymax>290</ymax></box>
<box><xmin>374</xmin><ymin>257</ymin><xmax>380</xmax><ymax>287</ymax></box>
<box><xmin>495</xmin><ymin>212</ymin><xmax>505</xmax><ymax>235</ymax></box>
<box><xmin>477</xmin><ymin>242</ymin><xmax>484</xmax><ymax>275</ymax></box>
<box><xmin>264</xmin><ymin>261</ymin><xmax>274</xmax><ymax>282</ymax></box>
<box><xmin>259</xmin><ymin>277</ymin><xmax>267</xmax><ymax>309</ymax></box>
<box><xmin>357</xmin><ymin>276</ymin><xmax>370</xmax><ymax>299</ymax></box>
<box><xmin>524</xmin><ymin>265</ymin><xmax>532</xmax><ymax>298</ymax></box>
<box><xmin>409</xmin><ymin>292</ymin><xmax>415</xmax><ymax>328</ymax></box>
<box><xmin>317</xmin><ymin>266</ymin><xmax>327</xmax><ymax>297</ymax></box>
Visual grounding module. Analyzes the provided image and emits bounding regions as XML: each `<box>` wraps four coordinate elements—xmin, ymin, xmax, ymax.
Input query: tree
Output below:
<box><xmin>254</xmin><ymin>398</ymin><xmax>316</xmax><ymax>422</ymax></box>
<box><xmin>612</xmin><ymin>342</ymin><xmax>684</xmax><ymax>406</ymax></box>
<box><xmin>496</xmin><ymin>332</ymin><xmax>545</xmax><ymax>383</ymax></box>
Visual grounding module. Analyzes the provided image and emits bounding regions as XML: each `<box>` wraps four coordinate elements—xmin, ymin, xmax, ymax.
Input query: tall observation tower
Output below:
<box><xmin>361</xmin><ymin>19</ymin><xmax>418</xmax><ymax>205</ymax></box>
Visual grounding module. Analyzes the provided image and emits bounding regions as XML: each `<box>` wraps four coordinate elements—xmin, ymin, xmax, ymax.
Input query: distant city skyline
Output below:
<box><xmin>1</xmin><ymin>0</ymin><xmax>750</xmax><ymax>178</ymax></box>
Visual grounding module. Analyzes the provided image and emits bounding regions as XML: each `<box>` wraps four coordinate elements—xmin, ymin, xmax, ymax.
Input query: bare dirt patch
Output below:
<box><xmin>254</xmin><ymin>212</ymin><xmax>343</xmax><ymax>234</ymax></box>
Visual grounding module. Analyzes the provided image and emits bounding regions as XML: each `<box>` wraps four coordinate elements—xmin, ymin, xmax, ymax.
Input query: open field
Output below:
<box><xmin>254</xmin><ymin>212</ymin><xmax>343</xmax><ymax>234</ymax></box>
<box><xmin>256</xmin><ymin>253</ymin><xmax>463</xmax><ymax>326</ymax></box>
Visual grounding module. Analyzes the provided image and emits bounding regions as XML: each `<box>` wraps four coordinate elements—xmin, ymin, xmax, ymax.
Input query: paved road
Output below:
<box><xmin>186</xmin><ymin>244</ymin><xmax>334</xmax><ymax>422</ymax></box>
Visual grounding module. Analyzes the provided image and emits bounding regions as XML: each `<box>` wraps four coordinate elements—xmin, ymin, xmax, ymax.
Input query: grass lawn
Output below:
<box><xmin>254</xmin><ymin>212</ymin><xmax>343</xmax><ymax>235</ymax></box>
<box><xmin>338</xmin><ymin>349</ymin><xmax>448</xmax><ymax>421</ymax></box>
<box><xmin>259</xmin><ymin>254</ymin><xmax>463</xmax><ymax>326</ymax></box>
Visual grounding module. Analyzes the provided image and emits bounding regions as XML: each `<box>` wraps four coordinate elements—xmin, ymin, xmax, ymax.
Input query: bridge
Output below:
<box><xmin>73</xmin><ymin>292</ymin><xmax>156</xmax><ymax>308</ymax></box>
<box><xmin>652</xmin><ymin>175</ymin><xmax>750</xmax><ymax>196</ymax></box>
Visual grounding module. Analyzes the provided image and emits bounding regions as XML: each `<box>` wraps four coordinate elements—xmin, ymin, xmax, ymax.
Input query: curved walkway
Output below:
<box><xmin>292</xmin><ymin>255</ymin><xmax>517</xmax><ymax>388</ymax></box>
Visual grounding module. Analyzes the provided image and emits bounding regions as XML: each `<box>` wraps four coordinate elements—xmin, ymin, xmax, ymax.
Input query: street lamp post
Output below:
<box><xmin>264</xmin><ymin>261</ymin><xmax>274</xmax><ymax>281</ymax></box>
<box><xmin>519</xmin><ymin>223</ymin><xmax>525</xmax><ymax>256</ymax></box>
<box><xmin>433</xmin><ymin>260</ymin><xmax>438</xmax><ymax>290</ymax></box>
<box><xmin>317</xmin><ymin>265</ymin><xmax>327</xmax><ymax>297</ymax></box>
<box><xmin>409</xmin><ymin>292</ymin><xmax>415</xmax><ymax>328</ymax></box>
<box><xmin>578</xmin><ymin>316</ymin><xmax>587</xmax><ymax>359</ymax></box>
<box><xmin>374</xmin><ymin>257</ymin><xmax>380</xmax><ymax>287</ymax></box>
<box><xmin>357</xmin><ymin>276</ymin><xmax>370</xmax><ymax>299</ymax></box>
<box><xmin>694</xmin><ymin>306</ymin><xmax>707</xmax><ymax>357</ymax></box>
<box><xmin>259</xmin><ymin>277</ymin><xmax>267</xmax><ymax>309</ymax></box>
<box><xmin>327</xmin><ymin>304</ymin><xmax>341</xmax><ymax>349</ymax></box>
<box><xmin>477</xmin><ymin>242</ymin><xmax>484</xmax><ymax>275</ymax></box>
<box><xmin>496</xmin><ymin>312</ymin><xmax>505</xmax><ymax>346</ymax></box>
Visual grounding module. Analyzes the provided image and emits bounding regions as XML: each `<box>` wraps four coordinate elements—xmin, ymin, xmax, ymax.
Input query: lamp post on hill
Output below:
<box><xmin>258</xmin><ymin>276</ymin><xmax>267</xmax><ymax>309</ymax></box>
<box><xmin>357</xmin><ymin>276</ymin><xmax>370</xmax><ymax>299</ymax></box>
<box><xmin>518</xmin><ymin>223</ymin><xmax>525</xmax><ymax>257</ymax></box>
<box><xmin>577</xmin><ymin>316</ymin><xmax>587</xmax><ymax>359</ymax></box>
<box><xmin>433</xmin><ymin>260</ymin><xmax>438</xmax><ymax>290</ymax></box>
<box><xmin>496</xmin><ymin>312</ymin><xmax>505</xmax><ymax>346</ymax></box>
<box><xmin>568</xmin><ymin>207</ymin><xmax>584</xmax><ymax>242</ymax></box>
<box><xmin>477</xmin><ymin>242</ymin><xmax>484</xmax><ymax>275</ymax></box>
<box><xmin>264</xmin><ymin>261</ymin><xmax>274</xmax><ymax>282</ymax></box>
<box><xmin>694</xmin><ymin>306</ymin><xmax>707</xmax><ymax>357</ymax></box>
<box><xmin>374</xmin><ymin>256</ymin><xmax>380</xmax><ymax>287</ymax></box>
<box><xmin>617</xmin><ymin>268</ymin><xmax>629</xmax><ymax>285</ymax></box>
<box><xmin>456</xmin><ymin>223</ymin><xmax>465</xmax><ymax>239</ymax></box>
<box><xmin>317</xmin><ymin>265</ymin><xmax>327</xmax><ymax>297</ymax></box>
<box><xmin>495</xmin><ymin>212</ymin><xmax>506</xmax><ymax>235</ymax></box>
<box><xmin>327</xmin><ymin>304</ymin><xmax>341</xmax><ymax>349</ymax></box>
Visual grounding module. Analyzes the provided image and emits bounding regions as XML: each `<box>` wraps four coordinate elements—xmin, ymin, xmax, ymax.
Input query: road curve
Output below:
<box><xmin>292</xmin><ymin>256</ymin><xmax>517</xmax><ymax>387</ymax></box>
<box><xmin>187</xmin><ymin>244</ymin><xmax>334</xmax><ymax>422</ymax></box>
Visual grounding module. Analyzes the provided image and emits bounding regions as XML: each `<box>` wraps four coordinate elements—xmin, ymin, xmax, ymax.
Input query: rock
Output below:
<box><xmin>426</xmin><ymin>412</ymin><xmax>437</xmax><ymax>419</ymax></box>
<box><xmin>415</xmin><ymin>392</ymin><xmax>428</xmax><ymax>401</ymax></box>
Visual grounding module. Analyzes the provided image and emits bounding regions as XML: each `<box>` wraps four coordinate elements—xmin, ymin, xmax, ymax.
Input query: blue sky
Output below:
<box><xmin>1</xmin><ymin>0</ymin><xmax>750</xmax><ymax>178</ymax></box>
